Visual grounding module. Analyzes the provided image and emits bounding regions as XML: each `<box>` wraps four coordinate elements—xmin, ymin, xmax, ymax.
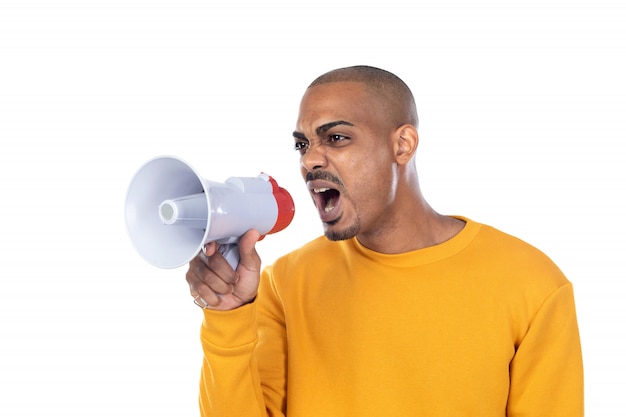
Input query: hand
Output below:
<box><xmin>186</xmin><ymin>229</ymin><xmax>261</xmax><ymax>311</ymax></box>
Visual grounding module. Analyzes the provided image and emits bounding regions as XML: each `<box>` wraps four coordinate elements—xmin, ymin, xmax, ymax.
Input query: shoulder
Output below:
<box><xmin>469</xmin><ymin>220</ymin><xmax>571</xmax><ymax>289</ymax></box>
<box><xmin>259</xmin><ymin>236</ymin><xmax>342</xmax><ymax>300</ymax></box>
<box><xmin>265</xmin><ymin>235</ymin><xmax>342</xmax><ymax>274</ymax></box>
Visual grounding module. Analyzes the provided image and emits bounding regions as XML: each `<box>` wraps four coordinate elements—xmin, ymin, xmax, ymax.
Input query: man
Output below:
<box><xmin>185</xmin><ymin>66</ymin><xmax>584</xmax><ymax>416</ymax></box>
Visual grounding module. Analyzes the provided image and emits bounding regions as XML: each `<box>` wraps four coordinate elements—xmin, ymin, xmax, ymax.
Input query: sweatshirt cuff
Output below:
<box><xmin>201</xmin><ymin>302</ymin><xmax>258</xmax><ymax>350</ymax></box>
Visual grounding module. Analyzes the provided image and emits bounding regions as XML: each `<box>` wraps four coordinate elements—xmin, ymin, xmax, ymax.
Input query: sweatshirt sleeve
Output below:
<box><xmin>197</xmin><ymin>265</ymin><xmax>288</xmax><ymax>417</ymax></box>
<box><xmin>255</xmin><ymin>265</ymin><xmax>288</xmax><ymax>416</ymax></box>
<box><xmin>507</xmin><ymin>283</ymin><xmax>584</xmax><ymax>416</ymax></box>
<box><xmin>198</xmin><ymin>304</ymin><xmax>267</xmax><ymax>417</ymax></box>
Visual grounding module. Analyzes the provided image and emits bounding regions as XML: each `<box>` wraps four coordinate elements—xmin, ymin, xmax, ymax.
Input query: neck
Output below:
<box><xmin>356</xmin><ymin>172</ymin><xmax>465</xmax><ymax>254</ymax></box>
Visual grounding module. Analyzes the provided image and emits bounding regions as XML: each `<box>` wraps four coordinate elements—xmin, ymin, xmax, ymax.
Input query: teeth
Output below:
<box><xmin>312</xmin><ymin>187</ymin><xmax>336</xmax><ymax>213</ymax></box>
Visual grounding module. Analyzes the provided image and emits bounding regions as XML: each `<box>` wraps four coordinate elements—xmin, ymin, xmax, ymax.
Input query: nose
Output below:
<box><xmin>300</xmin><ymin>142</ymin><xmax>327</xmax><ymax>172</ymax></box>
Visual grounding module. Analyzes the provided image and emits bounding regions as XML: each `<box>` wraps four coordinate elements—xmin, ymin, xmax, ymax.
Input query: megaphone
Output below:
<box><xmin>125</xmin><ymin>156</ymin><xmax>295</xmax><ymax>269</ymax></box>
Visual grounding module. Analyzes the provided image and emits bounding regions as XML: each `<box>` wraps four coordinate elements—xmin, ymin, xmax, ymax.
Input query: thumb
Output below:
<box><xmin>237</xmin><ymin>229</ymin><xmax>261</xmax><ymax>273</ymax></box>
<box><xmin>229</xmin><ymin>229</ymin><xmax>262</xmax><ymax>306</ymax></box>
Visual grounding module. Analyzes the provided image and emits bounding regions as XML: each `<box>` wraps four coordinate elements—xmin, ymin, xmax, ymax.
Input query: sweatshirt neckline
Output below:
<box><xmin>350</xmin><ymin>216</ymin><xmax>481</xmax><ymax>268</ymax></box>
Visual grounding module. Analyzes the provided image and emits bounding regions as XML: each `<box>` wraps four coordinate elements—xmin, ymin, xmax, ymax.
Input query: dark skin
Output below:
<box><xmin>186</xmin><ymin>81</ymin><xmax>464</xmax><ymax>310</ymax></box>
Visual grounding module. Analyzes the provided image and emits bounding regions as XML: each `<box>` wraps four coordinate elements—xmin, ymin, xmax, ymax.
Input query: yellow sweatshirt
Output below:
<box><xmin>199</xmin><ymin>218</ymin><xmax>584</xmax><ymax>416</ymax></box>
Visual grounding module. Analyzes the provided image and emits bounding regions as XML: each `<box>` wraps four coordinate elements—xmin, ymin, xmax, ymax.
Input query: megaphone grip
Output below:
<box><xmin>219</xmin><ymin>243</ymin><xmax>240</xmax><ymax>270</ymax></box>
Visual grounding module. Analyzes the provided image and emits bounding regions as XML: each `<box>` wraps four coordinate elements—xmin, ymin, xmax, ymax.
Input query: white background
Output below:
<box><xmin>1</xmin><ymin>0</ymin><xmax>624</xmax><ymax>415</ymax></box>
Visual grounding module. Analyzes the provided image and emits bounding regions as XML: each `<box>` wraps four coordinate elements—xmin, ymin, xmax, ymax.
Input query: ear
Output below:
<box><xmin>393</xmin><ymin>124</ymin><xmax>419</xmax><ymax>165</ymax></box>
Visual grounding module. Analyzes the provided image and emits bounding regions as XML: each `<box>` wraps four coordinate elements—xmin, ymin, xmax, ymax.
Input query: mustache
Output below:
<box><xmin>305</xmin><ymin>170</ymin><xmax>345</xmax><ymax>188</ymax></box>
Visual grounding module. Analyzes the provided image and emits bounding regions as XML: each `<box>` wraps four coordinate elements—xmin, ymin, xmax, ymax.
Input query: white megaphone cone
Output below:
<box><xmin>125</xmin><ymin>156</ymin><xmax>295</xmax><ymax>269</ymax></box>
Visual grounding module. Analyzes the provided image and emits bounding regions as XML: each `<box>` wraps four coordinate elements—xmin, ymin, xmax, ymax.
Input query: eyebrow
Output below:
<box><xmin>293</xmin><ymin>120</ymin><xmax>355</xmax><ymax>140</ymax></box>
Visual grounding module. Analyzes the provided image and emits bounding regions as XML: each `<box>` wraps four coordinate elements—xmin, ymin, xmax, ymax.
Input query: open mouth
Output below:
<box><xmin>313</xmin><ymin>187</ymin><xmax>341</xmax><ymax>214</ymax></box>
<box><xmin>307</xmin><ymin>174</ymin><xmax>344</xmax><ymax>223</ymax></box>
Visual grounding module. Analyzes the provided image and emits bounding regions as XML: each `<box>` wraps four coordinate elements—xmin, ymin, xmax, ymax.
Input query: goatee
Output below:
<box><xmin>324</xmin><ymin>220</ymin><xmax>360</xmax><ymax>241</ymax></box>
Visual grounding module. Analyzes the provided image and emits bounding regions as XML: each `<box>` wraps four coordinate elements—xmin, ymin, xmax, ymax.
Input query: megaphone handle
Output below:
<box><xmin>218</xmin><ymin>243</ymin><xmax>240</xmax><ymax>270</ymax></box>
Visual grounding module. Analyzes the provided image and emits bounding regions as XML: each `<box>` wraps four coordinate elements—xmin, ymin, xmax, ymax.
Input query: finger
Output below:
<box><xmin>196</xmin><ymin>242</ymin><xmax>240</xmax><ymax>283</ymax></box>
<box><xmin>200</xmin><ymin>241</ymin><xmax>218</xmax><ymax>259</ymax></box>
<box><xmin>192</xmin><ymin>293</ymin><xmax>211</xmax><ymax>309</ymax></box>
<box><xmin>186</xmin><ymin>256</ymin><xmax>233</xmax><ymax>304</ymax></box>
<box><xmin>226</xmin><ymin>230</ymin><xmax>261</xmax><ymax>304</ymax></box>
<box><xmin>237</xmin><ymin>229</ymin><xmax>261</xmax><ymax>273</ymax></box>
<box><xmin>187</xmin><ymin>273</ymin><xmax>222</xmax><ymax>308</ymax></box>
<box><xmin>189</xmin><ymin>255</ymin><xmax>236</xmax><ymax>296</ymax></box>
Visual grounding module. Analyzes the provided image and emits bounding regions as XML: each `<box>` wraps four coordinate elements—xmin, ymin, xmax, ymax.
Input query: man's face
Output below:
<box><xmin>293</xmin><ymin>81</ymin><xmax>398</xmax><ymax>241</ymax></box>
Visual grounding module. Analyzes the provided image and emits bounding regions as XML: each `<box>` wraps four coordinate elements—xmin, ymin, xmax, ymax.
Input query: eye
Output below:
<box><xmin>294</xmin><ymin>140</ymin><xmax>309</xmax><ymax>154</ymax></box>
<box><xmin>327</xmin><ymin>134</ymin><xmax>349</xmax><ymax>145</ymax></box>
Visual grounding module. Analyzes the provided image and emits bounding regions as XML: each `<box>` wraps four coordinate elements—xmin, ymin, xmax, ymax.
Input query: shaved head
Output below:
<box><xmin>308</xmin><ymin>65</ymin><xmax>419</xmax><ymax>130</ymax></box>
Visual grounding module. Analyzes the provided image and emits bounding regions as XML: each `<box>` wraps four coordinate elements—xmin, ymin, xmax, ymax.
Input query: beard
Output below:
<box><xmin>324</xmin><ymin>217</ymin><xmax>360</xmax><ymax>241</ymax></box>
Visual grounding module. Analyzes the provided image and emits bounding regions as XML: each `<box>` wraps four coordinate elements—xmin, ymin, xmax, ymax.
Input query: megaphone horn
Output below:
<box><xmin>125</xmin><ymin>156</ymin><xmax>295</xmax><ymax>269</ymax></box>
